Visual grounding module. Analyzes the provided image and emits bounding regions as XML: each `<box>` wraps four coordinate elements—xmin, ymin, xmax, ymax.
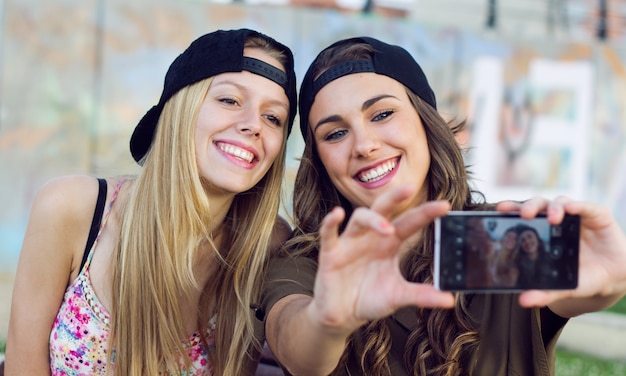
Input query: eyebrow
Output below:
<box><xmin>313</xmin><ymin>94</ymin><xmax>396</xmax><ymax>133</ymax></box>
<box><xmin>212</xmin><ymin>79</ymin><xmax>289</xmax><ymax>112</ymax></box>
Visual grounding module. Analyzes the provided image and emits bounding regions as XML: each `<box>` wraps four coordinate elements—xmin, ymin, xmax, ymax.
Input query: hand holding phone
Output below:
<box><xmin>434</xmin><ymin>212</ymin><xmax>580</xmax><ymax>292</ymax></box>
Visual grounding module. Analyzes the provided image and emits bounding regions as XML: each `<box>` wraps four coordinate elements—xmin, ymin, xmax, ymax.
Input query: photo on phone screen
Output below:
<box><xmin>434</xmin><ymin>212</ymin><xmax>580</xmax><ymax>292</ymax></box>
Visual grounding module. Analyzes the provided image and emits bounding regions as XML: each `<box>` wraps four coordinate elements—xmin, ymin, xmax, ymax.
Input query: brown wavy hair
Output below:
<box><xmin>286</xmin><ymin>41</ymin><xmax>491</xmax><ymax>375</ymax></box>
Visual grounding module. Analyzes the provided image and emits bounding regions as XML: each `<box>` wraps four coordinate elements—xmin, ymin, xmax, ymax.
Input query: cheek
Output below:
<box><xmin>265</xmin><ymin>131</ymin><xmax>285</xmax><ymax>161</ymax></box>
<box><xmin>408</xmin><ymin>140</ymin><xmax>431</xmax><ymax>172</ymax></box>
<box><xmin>316</xmin><ymin>145</ymin><xmax>343</xmax><ymax>178</ymax></box>
<box><xmin>193</xmin><ymin>129</ymin><xmax>206</xmax><ymax>154</ymax></box>
<box><xmin>194</xmin><ymin>105</ymin><xmax>211</xmax><ymax>134</ymax></box>
<box><xmin>193</xmin><ymin>115</ymin><xmax>211</xmax><ymax>144</ymax></box>
<box><xmin>395</xmin><ymin>124</ymin><xmax>430</xmax><ymax>160</ymax></box>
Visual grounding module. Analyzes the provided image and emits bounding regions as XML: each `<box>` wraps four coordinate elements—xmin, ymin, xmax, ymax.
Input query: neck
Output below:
<box><xmin>206</xmin><ymin>190</ymin><xmax>237</xmax><ymax>233</ymax></box>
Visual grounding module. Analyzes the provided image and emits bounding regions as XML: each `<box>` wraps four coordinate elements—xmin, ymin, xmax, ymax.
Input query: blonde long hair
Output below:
<box><xmin>110</xmin><ymin>36</ymin><xmax>289</xmax><ymax>375</ymax></box>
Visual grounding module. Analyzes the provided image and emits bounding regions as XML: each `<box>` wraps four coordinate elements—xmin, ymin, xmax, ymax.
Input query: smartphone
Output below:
<box><xmin>434</xmin><ymin>212</ymin><xmax>580</xmax><ymax>292</ymax></box>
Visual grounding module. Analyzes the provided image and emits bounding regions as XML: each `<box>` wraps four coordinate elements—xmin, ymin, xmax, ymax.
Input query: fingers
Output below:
<box><xmin>498</xmin><ymin>196</ymin><xmax>616</xmax><ymax>231</ymax></box>
<box><xmin>318</xmin><ymin>207</ymin><xmax>345</xmax><ymax>255</ymax></box>
<box><xmin>369</xmin><ymin>184</ymin><xmax>417</xmax><ymax>219</ymax></box>
<box><xmin>345</xmin><ymin>207</ymin><xmax>396</xmax><ymax>236</ymax></box>
<box><xmin>497</xmin><ymin>196</ymin><xmax>574</xmax><ymax>225</ymax></box>
<box><xmin>389</xmin><ymin>283</ymin><xmax>455</xmax><ymax>310</ymax></box>
<box><xmin>393</xmin><ymin>200</ymin><xmax>451</xmax><ymax>240</ymax></box>
<box><xmin>318</xmin><ymin>206</ymin><xmax>395</xmax><ymax>260</ymax></box>
<box><xmin>323</xmin><ymin>185</ymin><xmax>442</xmax><ymax>247</ymax></box>
<box><xmin>333</xmin><ymin>185</ymin><xmax>451</xmax><ymax>243</ymax></box>
<box><xmin>562</xmin><ymin>200</ymin><xmax>615</xmax><ymax>230</ymax></box>
<box><xmin>496</xmin><ymin>197</ymin><xmax>550</xmax><ymax>217</ymax></box>
<box><xmin>518</xmin><ymin>290</ymin><xmax>573</xmax><ymax>308</ymax></box>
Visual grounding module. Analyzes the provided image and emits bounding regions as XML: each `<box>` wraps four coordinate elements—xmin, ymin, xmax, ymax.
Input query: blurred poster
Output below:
<box><xmin>469</xmin><ymin>58</ymin><xmax>594</xmax><ymax>202</ymax></box>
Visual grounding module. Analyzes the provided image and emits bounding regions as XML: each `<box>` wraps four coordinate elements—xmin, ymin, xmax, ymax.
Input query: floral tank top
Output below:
<box><xmin>49</xmin><ymin>179</ymin><xmax>215</xmax><ymax>375</ymax></box>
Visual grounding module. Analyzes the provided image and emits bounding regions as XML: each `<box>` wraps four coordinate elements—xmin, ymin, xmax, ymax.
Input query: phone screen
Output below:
<box><xmin>434</xmin><ymin>212</ymin><xmax>580</xmax><ymax>292</ymax></box>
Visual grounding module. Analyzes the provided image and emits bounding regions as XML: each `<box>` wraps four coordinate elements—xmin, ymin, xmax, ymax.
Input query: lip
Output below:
<box><xmin>353</xmin><ymin>156</ymin><xmax>400</xmax><ymax>189</ymax></box>
<box><xmin>214</xmin><ymin>140</ymin><xmax>259</xmax><ymax>169</ymax></box>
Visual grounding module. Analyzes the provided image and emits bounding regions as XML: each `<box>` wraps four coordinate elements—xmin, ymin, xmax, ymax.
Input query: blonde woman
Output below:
<box><xmin>6</xmin><ymin>28</ymin><xmax>296</xmax><ymax>375</ymax></box>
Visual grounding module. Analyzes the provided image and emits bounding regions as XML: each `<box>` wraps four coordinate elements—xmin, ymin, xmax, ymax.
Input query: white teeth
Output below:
<box><xmin>219</xmin><ymin>143</ymin><xmax>254</xmax><ymax>163</ymax></box>
<box><xmin>358</xmin><ymin>160</ymin><xmax>397</xmax><ymax>182</ymax></box>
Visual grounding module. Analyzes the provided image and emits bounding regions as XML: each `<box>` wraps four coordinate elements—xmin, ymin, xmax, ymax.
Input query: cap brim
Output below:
<box><xmin>130</xmin><ymin>105</ymin><xmax>162</xmax><ymax>164</ymax></box>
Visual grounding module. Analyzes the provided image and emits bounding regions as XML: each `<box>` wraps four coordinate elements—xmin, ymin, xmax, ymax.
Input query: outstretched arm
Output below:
<box><xmin>498</xmin><ymin>197</ymin><xmax>626</xmax><ymax>318</ymax></box>
<box><xmin>265</xmin><ymin>185</ymin><xmax>454</xmax><ymax>375</ymax></box>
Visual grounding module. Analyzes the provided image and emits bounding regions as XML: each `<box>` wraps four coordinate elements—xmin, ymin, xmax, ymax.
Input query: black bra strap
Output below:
<box><xmin>79</xmin><ymin>178</ymin><xmax>108</xmax><ymax>271</ymax></box>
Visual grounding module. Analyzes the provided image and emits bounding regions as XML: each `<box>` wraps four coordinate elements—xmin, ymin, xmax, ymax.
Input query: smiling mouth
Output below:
<box><xmin>217</xmin><ymin>142</ymin><xmax>254</xmax><ymax>163</ymax></box>
<box><xmin>356</xmin><ymin>158</ymin><xmax>398</xmax><ymax>183</ymax></box>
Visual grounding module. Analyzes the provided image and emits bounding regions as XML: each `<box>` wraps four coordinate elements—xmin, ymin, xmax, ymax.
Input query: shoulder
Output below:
<box><xmin>30</xmin><ymin>175</ymin><xmax>104</xmax><ymax>239</ymax></box>
<box><xmin>17</xmin><ymin>175</ymin><xmax>107</xmax><ymax>286</ymax></box>
<box><xmin>36</xmin><ymin>174</ymin><xmax>100</xmax><ymax>199</ymax></box>
<box><xmin>28</xmin><ymin>175</ymin><xmax>113</xmax><ymax>260</ymax></box>
<box><xmin>31</xmin><ymin>175</ymin><xmax>101</xmax><ymax>221</ymax></box>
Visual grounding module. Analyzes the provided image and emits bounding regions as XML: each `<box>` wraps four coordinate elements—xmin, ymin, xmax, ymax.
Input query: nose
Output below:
<box><xmin>237</xmin><ymin>109</ymin><xmax>262</xmax><ymax>137</ymax></box>
<box><xmin>352</xmin><ymin>125</ymin><xmax>380</xmax><ymax>158</ymax></box>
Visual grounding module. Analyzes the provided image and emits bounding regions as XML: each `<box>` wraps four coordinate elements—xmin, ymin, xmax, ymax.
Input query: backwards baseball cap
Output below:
<box><xmin>130</xmin><ymin>28</ymin><xmax>297</xmax><ymax>164</ymax></box>
<box><xmin>298</xmin><ymin>36</ymin><xmax>436</xmax><ymax>137</ymax></box>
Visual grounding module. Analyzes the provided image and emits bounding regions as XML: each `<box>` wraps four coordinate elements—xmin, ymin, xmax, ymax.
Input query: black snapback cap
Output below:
<box><xmin>130</xmin><ymin>28</ymin><xmax>297</xmax><ymax>164</ymax></box>
<box><xmin>298</xmin><ymin>36</ymin><xmax>436</xmax><ymax>137</ymax></box>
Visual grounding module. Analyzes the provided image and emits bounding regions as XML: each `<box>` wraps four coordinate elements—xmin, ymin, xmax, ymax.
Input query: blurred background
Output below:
<box><xmin>0</xmin><ymin>0</ymin><xmax>625</xmax><ymax>371</ymax></box>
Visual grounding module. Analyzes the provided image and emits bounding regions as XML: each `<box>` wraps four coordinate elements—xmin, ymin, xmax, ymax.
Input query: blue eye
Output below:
<box><xmin>324</xmin><ymin>129</ymin><xmax>347</xmax><ymax>141</ymax></box>
<box><xmin>372</xmin><ymin>110</ymin><xmax>394</xmax><ymax>122</ymax></box>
